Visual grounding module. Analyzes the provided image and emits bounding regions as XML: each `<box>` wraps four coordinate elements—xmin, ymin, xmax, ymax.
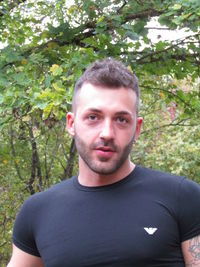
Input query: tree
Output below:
<box><xmin>0</xmin><ymin>0</ymin><xmax>199</xmax><ymax>264</ymax></box>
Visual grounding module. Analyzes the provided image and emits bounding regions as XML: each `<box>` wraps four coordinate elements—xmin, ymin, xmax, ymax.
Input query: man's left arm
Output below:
<box><xmin>182</xmin><ymin>234</ymin><xmax>200</xmax><ymax>266</ymax></box>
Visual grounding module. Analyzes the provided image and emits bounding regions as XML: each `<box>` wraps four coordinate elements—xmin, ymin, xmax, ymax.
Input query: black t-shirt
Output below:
<box><xmin>13</xmin><ymin>166</ymin><xmax>200</xmax><ymax>266</ymax></box>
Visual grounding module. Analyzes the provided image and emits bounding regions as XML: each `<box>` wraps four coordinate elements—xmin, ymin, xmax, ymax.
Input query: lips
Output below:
<box><xmin>95</xmin><ymin>146</ymin><xmax>116</xmax><ymax>159</ymax></box>
<box><xmin>96</xmin><ymin>146</ymin><xmax>115</xmax><ymax>152</ymax></box>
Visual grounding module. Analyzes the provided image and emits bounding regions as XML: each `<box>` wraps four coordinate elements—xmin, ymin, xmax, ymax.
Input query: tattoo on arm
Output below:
<box><xmin>189</xmin><ymin>236</ymin><xmax>200</xmax><ymax>260</ymax></box>
<box><xmin>186</xmin><ymin>236</ymin><xmax>200</xmax><ymax>266</ymax></box>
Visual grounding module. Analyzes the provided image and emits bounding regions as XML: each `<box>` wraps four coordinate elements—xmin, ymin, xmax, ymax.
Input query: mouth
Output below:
<box><xmin>95</xmin><ymin>146</ymin><xmax>116</xmax><ymax>158</ymax></box>
<box><xmin>96</xmin><ymin>146</ymin><xmax>115</xmax><ymax>152</ymax></box>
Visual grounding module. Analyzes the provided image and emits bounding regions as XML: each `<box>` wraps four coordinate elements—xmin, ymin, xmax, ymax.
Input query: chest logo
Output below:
<box><xmin>144</xmin><ymin>227</ymin><xmax>158</xmax><ymax>235</ymax></box>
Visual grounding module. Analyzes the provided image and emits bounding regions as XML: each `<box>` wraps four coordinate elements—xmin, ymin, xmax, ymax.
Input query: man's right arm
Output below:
<box><xmin>7</xmin><ymin>244</ymin><xmax>44</xmax><ymax>267</ymax></box>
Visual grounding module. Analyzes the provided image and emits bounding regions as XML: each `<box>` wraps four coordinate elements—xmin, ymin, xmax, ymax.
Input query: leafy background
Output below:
<box><xmin>0</xmin><ymin>0</ymin><xmax>200</xmax><ymax>264</ymax></box>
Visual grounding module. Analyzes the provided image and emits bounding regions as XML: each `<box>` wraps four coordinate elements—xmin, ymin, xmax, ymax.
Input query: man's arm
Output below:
<box><xmin>182</xmin><ymin>234</ymin><xmax>200</xmax><ymax>266</ymax></box>
<box><xmin>7</xmin><ymin>244</ymin><xmax>44</xmax><ymax>267</ymax></box>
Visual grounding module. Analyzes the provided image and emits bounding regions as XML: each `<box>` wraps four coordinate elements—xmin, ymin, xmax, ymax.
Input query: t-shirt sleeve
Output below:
<box><xmin>178</xmin><ymin>178</ymin><xmax>200</xmax><ymax>242</ymax></box>
<box><xmin>13</xmin><ymin>196</ymin><xmax>40</xmax><ymax>257</ymax></box>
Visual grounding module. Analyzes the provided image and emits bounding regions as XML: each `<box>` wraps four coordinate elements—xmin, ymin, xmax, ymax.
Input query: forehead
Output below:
<box><xmin>75</xmin><ymin>83</ymin><xmax>137</xmax><ymax>115</ymax></box>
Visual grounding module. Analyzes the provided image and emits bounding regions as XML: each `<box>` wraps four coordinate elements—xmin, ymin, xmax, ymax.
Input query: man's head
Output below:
<box><xmin>72</xmin><ymin>58</ymin><xmax>140</xmax><ymax>115</ymax></box>
<box><xmin>67</xmin><ymin>58</ymin><xmax>142</xmax><ymax>179</ymax></box>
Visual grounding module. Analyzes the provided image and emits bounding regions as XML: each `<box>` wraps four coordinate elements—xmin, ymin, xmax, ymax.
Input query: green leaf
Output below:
<box><xmin>50</xmin><ymin>64</ymin><xmax>63</xmax><ymax>76</ymax></box>
<box><xmin>172</xmin><ymin>4</ymin><xmax>182</xmax><ymax>10</ymax></box>
<box><xmin>45</xmin><ymin>75</ymin><xmax>53</xmax><ymax>87</ymax></box>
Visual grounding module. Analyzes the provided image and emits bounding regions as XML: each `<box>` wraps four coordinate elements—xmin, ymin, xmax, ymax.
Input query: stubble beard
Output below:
<box><xmin>74</xmin><ymin>133</ymin><xmax>135</xmax><ymax>175</ymax></box>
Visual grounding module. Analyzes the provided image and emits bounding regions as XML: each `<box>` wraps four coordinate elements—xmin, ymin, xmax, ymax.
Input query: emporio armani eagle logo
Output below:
<box><xmin>144</xmin><ymin>227</ymin><xmax>158</xmax><ymax>235</ymax></box>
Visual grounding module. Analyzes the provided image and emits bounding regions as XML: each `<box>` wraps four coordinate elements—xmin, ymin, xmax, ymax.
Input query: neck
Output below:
<box><xmin>78</xmin><ymin>158</ymin><xmax>135</xmax><ymax>187</ymax></box>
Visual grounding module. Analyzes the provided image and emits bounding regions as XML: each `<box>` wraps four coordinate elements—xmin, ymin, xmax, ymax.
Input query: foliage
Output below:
<box><xmin>0</xmin><ymin>0</ymin><xmax>199</xmax><ymax>264</ymax></box>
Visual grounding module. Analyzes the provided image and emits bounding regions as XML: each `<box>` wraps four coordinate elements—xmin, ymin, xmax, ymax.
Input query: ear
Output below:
<box><xmin>135</xmin><ymin>117</ymin><xmax>143</xmax><ymax>140</ymax></box>
<box><xmin>66</xmin><ymin>112</ymin><xmax>75</xmax><ymax>137</ymax></box>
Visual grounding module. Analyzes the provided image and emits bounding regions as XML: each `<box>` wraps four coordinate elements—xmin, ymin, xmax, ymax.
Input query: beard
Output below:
<box><xmin>74</xmin><ymin>132</ymin><xmax>135</xmax><ymax>175</ymax></box>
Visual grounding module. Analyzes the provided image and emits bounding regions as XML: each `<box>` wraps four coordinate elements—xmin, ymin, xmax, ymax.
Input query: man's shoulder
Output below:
<box><xmin>136</xmin><ymin>165</ymin><xmax>200</xmax><ymax>194</ymax></box>
<box><xmin>46</xmin><ymin>176</ymin><xmax>76</xmax><ymax>193</ymax></box>
<box><xmin>23</xmin><ymin>176</ymin><xmax>77</xmax><ymax>208</ymax></box>
<box><xmin>135</xmin><ymin>165</ymin><xmax>187</xmax><ymax>189</ymax></box>
<box><xmin>136</xmin><ymin>165</ymin><xmax>185</xmax><ymax>180</ymax></box>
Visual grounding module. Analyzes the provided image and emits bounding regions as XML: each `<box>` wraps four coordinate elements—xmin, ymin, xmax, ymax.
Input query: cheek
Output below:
<box><xmin>118</xmin><ymin>128</ymin><xmax>135</xmax><ymax>141</ymax></box>
<box><xmin>74</xmin><ymin>123</ymin><xmax>98</xmax><ymax>140</ymax></box>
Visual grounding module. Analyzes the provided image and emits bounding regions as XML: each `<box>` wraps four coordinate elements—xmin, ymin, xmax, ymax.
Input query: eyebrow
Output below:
<box><xmin>85</xmin><ymin>108</ymin><xmax>134</xmax><ymax>117</ymax></box>
<box><xmin>85</xmin><ymin>108</ymin><xmax>102</xmax><ymax>113</ymax></box>
<box><xmin>115</xmin><ymin>111</ymin><xmax>133</xmax><ymax>116</ymax></box>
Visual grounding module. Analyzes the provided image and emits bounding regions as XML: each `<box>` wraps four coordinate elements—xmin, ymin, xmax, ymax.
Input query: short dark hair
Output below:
<box><xmin>72</xmin><ymin>58</ymin><xmax>140</xmax><ymax>114</ymax></box>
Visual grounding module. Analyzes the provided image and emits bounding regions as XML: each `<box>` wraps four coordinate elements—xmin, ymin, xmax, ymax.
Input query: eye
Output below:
<box><xmin>116</xmin><ymin>117</ymin><xmax>128</xmax><ymax>124</ymax></box>
<box><xmin>88</xmin><ymin>114</ymin><xmax>98</xmax><ymax>121</ymax></box>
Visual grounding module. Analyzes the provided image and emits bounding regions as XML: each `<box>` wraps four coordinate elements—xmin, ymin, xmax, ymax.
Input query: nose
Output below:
<box><xmin>99</xmin><ymin>119</ymin><xmax>115</xmax><ymax>140</ymax></box>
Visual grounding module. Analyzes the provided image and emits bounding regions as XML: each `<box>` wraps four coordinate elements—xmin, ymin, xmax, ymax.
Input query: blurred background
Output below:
<box><xmin>0</xmin><ymin>0</ymin><xmax>200</xmax><ymax>265</ymax></box>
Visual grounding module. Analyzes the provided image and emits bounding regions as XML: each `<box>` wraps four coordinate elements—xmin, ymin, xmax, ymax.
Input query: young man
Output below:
<box><xmin>8</xmin><ymin>59</ymin><xmax>200</xmax><ymax>267</ymax></box>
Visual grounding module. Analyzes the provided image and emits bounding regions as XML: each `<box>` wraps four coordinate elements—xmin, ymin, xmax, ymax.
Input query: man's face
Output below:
<box><xmin>67</xmin><ymin>83</ymin><xmax>142</xmax><ymax>176</ymax></box>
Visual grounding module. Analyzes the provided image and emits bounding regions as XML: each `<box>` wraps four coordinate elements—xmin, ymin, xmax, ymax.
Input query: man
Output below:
<box><xmin>8</xmin><ymin>58</ymin><xmax>200</xmax><ymax>266</ymax></box>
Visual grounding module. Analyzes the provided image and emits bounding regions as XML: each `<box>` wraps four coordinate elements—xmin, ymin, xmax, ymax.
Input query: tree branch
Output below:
<box><xmin>44</xmin><ymin>127</ymin><xmax>61</xmax><ymax>187</ymax></box>
<box><xmin>61</xmin><ymin>139</ymin><xmax>77</xmax><ymax>180</ymax></box>
<box><xmin>15</xmin><ymin>8</ymin><xmax>164</xmax><ymax>53</ymax></box>
<box><xmin>136</xmin><ymin>33</ymin><xmax>200</xmax><ymax>64</ymax></box>
<box><xmin>142</xmin><ymin>85</ymin><xmax>199</xmax><ymax>115</ymax></box>
<box><xmin>125</xmin><ymin>8</ymin><xmax>163</xmax><ymax>22</ymax></box>
<box><xmin>27</xmin><ymin>122</ymin><xmax>42</xmax><ymax>194</ymax></box>
<box><xmin>0</xmin><ymin>0</ymin><xmax>27</xmax><ymax>17</ymax></box>
<box><xmin>9</xmin><ymin>125</ymin><xmax>24</xmax><ymax>181</ymax></box>
<box><xmin>117</xmin><ymin>0</ymin><xmax>127</xmax><ymax>14</ymax></box>
<box><xmin>141</xmin><ymin>118</ymin><xmax>196</xmax><ymax>135</ymax></box>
